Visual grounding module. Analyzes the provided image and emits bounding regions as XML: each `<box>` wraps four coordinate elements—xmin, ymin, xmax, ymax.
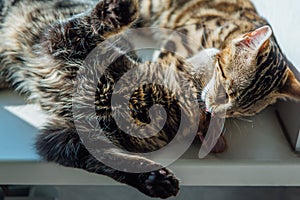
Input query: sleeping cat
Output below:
<box><xmin>0</xmin><ymin>0</ymin><xmax>300</xmax><ymax>198</ymax></box>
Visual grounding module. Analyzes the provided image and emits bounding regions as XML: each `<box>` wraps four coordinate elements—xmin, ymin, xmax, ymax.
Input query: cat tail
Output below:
<box><xmin>35</xmin><ymin>120</ymin><xmax>179</xmax><ymax>199</ymax></box>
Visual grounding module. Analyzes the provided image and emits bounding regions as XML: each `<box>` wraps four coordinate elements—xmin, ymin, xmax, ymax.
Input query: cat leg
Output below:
<box><xmin>41</xmin><ymin>0</ymin><xmax>139</xmax><ymax>60</ymax></box>
<box><xmin>35</xmin><ymin>0</ymin><xmax>140</xmax><ymax>116</ymax></box>
<box><xmin>36</xmin><ymin>121</ymin><xmax>179</xmax><ymax>199</ymax></box>
<box><xmin>197</xmin><ymin>110</ymin><xmax>227</xmax><ymax>153</ymax></box>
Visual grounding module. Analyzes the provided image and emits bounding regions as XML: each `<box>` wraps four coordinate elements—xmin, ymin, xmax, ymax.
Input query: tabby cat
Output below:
<box><xmin>0</xmin><ymin>0</ymin><xmax>299</xmax><ymax>198</ymax></box>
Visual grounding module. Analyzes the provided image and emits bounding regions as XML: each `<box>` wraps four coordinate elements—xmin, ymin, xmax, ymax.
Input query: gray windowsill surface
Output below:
<box><xmin>1</xmin><ymin>0</ymin><xmax>300</xmax><ymax>187</ymax></box>
<box><xmin>0</xmin><ymin>90</ymin><xmax>300</xmax><ymax>186</ymax></box>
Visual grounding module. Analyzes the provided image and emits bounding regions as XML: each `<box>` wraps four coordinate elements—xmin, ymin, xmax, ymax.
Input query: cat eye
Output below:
<box><xmin>217</xmin><ymin>59</ymin><xmax>226</xmax><ymax>79</ymax></box>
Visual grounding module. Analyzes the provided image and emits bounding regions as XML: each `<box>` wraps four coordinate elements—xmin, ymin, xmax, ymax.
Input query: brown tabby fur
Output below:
<box><xmin>0</xmin><ymin>0</ymin><xmax>299</xmax><ymax>198</ymax></box>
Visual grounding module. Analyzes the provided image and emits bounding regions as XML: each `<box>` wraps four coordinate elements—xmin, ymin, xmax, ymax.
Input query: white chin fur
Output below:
<box><xmin>187</xmin><ymin>48</ymin><xmax>220</xmax><ymax>69</ymax></box>
<box><xmin>201</xmin><ymin>78</ymin><xmax>214</xmax><ymax>110</ymax></box>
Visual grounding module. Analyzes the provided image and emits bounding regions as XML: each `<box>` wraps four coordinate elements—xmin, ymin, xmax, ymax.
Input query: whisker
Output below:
<box><xmin>222</xmin><ymin>127</ymin><xmax>227</xmax><ymax>136</ymax></box>
<box><xmin>232</xmin><ymin>119</ymin><xmax>242</xmax><ymax>135</ymax></box>
<box><xmin>236</xmin><ymin>117</ymin><xmax>253</xmax><ymax>123</ymax></box>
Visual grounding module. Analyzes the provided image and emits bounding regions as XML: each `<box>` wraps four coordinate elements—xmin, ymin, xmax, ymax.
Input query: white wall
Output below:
<box><xmin>252</xmin><ymin>0</ymin><xmax>300</xmax><ymax>71</ymax></box>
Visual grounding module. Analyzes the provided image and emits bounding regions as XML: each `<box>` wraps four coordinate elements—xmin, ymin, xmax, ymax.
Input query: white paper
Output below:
<box><xmin>4</xmin><ymin>104</ymin><xmax>48</xmax><ymax>130</ymax></box>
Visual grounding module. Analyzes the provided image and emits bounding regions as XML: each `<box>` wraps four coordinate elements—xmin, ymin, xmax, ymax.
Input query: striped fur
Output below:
<box><xmin>139</xmin><ymin>0</ymin><xmax>300</xmax><ymax>117</ymax></box>
<box><xmin>0</xmin><ymin>0</ymin><xmax>299</xmax><ymax>198</ymax></box>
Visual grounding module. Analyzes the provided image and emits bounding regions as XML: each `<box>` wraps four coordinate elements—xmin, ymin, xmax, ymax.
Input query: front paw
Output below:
<box><xmin>199</xmin><ymin>134</ymin><xmax>227</xmax><ymax>154</ymax></box>
<box><xmin>137</xmin><ymin>168</ymin><xmax>179</xmax><ymax>199</ymax></box>
<box><xmin>210</xmin><ymin>135</ymin><xmax>227</xmax><ymax>153</ymax></box>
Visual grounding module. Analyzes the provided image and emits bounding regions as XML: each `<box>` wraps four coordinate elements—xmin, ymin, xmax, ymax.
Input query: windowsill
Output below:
<box><xmin>1</xmin><ymin>90</ymin><xmax>300</xmax><ymax>186</ymax></box>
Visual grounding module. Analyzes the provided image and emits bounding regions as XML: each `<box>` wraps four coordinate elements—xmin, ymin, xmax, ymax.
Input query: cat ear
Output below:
<box><xmin>234</xmin><ymin>25</ymin><xmax>272</xmax><ymax>53</ymax></box>
<box><xmin>279</xmin><ymin>69</ymin><xmax>300</xmax><ymax>100</ymax></box>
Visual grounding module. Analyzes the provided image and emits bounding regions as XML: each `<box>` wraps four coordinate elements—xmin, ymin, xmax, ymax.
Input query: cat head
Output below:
<box><xmin>201</xmin><ymin>25</ymin><xmax>300</xmax><ymax>117</ymax></box>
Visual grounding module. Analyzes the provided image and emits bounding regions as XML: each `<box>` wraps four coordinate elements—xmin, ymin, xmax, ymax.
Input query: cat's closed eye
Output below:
<box><xmin>217</xmin><ymin>58</ymin><xmax>227</xmax><ymax>79</ymax></box>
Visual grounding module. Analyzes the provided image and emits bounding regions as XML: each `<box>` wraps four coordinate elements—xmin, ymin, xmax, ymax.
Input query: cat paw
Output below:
<box><xmin>198</xmin><ymin>134</ymin><xmax>227</xmax><ymax>154</ymax></box>
<box><xmin>92</xmin><ymin>0</ymin><xmax>139</xmax><ymax>34</ymax></box>
<box><xmin>210</xmin><ymin>135</ymin><xmax>227</xmax><ymax>153</ymax></box>
<box><xmin>138</xmin><ymin>168</ymin><xmax>179</xmax><ymax>199</ymax></box>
